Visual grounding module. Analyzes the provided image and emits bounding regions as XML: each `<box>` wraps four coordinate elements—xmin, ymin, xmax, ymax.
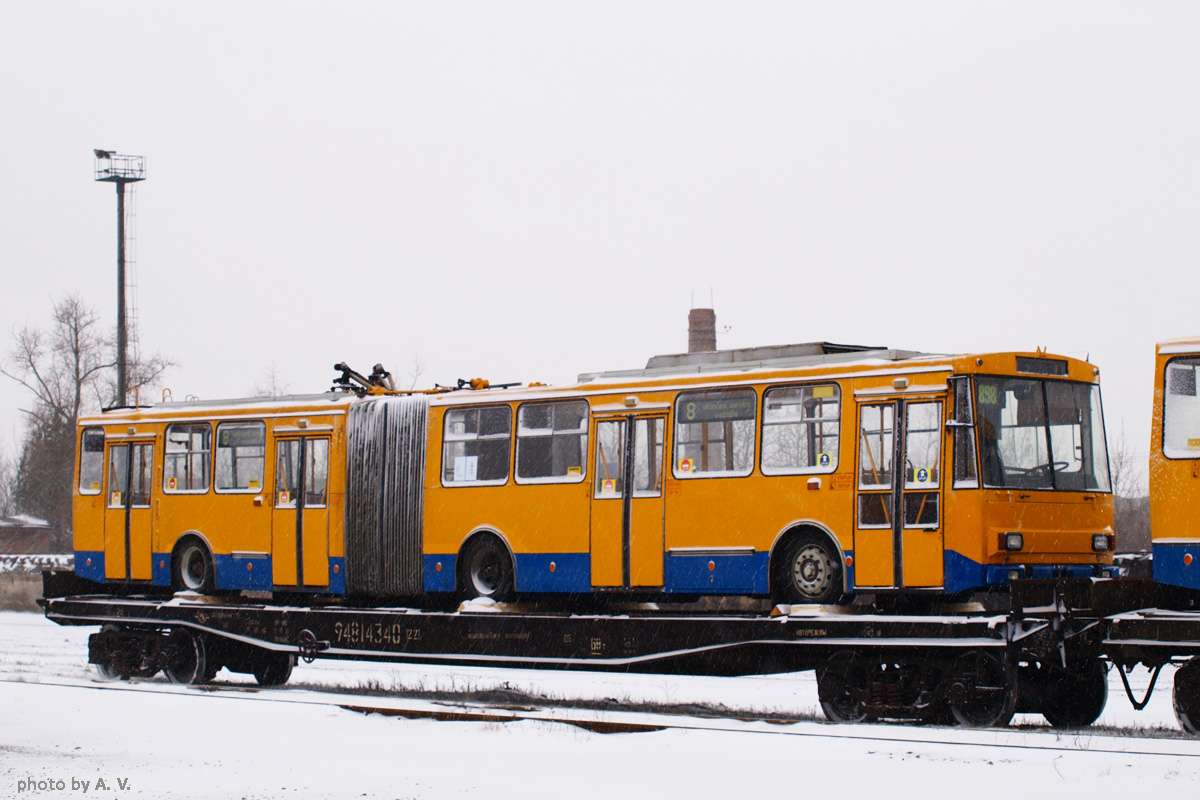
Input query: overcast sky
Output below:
<box><xmin>2</xmin><ymin>2</ymin><xmax>1198</xmax><ymax>482</ymax></box>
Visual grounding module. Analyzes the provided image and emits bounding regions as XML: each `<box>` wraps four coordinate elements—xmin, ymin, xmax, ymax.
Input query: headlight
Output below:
<box><xmin>1092</xmin><ymin>534</ymin><xmax>1112</xmax><ymax>552</ymax></box>
<box><xmin>1001</xmin><ymin>532</ymin><xmax>1024</xmax><ymax>552</ymax></box>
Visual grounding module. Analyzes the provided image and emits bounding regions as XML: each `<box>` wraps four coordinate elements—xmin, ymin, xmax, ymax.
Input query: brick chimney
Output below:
<box><xmin>688</xmin><ymin>308</ymin><xmax>716</xmax><ymax>353</ymax></box>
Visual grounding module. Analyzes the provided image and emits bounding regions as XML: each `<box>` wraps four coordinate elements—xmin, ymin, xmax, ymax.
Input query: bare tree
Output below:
<box><xmin>253</xmin><ymin>361</ymin><xmax>292</xmax><ymax>397</ymax></box>
<box><xmin>1</xmin><ymin>294</ymin><xmax>172</xmax><ymax>531</ymax></box>
<box><xmin>1109</xmin><ymin>422</ymin><xmax>1150</xmax><ymax>553</ymax></box>
<box><xmin>405</xmin><ymin>354</ymin><xmax>426</xmax><ymax>391</ymax></box>
<box><xmin>1109</xmin><ymin>423</ymin><xmax>1147</xmax><ymax>499</ymax></box>
<box><xmin>0</xmin><ymin>436</ymin><xmax>15</xmax><ymax>518</ymax></box>
<box><xmin>1</xmin><ymin>295</ymin><xmax>114</xmax><ymax>429</ymax></box>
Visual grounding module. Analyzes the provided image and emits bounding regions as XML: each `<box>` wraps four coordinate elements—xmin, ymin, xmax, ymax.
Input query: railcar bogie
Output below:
<box><xmin>1174</xmin><ymin>658</ymin><xmax>1200</xmax><ymax>735</ymax></box>
<box><xmin>945</xmin><ymin>650</ymin><xmax>1017</xmax><ymax>728</ymax></box>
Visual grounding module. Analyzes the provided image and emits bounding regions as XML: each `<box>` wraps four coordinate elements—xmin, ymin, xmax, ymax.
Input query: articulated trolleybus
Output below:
<box><xmin>73</xmin><ymin>342</ymin><xmax>1114</xmax><ymax>607</ymax></box>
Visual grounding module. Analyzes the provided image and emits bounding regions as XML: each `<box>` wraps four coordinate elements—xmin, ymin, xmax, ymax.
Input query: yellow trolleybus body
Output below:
<box><xmin>1150</xmin><ymin>337</ymin><xmax>1200</xmax><ymax>591</ymax></box>
<box><xmin>74</xmin><ymin>343</ymin><xmax>1114</xmax><ymax>602</ymax></box>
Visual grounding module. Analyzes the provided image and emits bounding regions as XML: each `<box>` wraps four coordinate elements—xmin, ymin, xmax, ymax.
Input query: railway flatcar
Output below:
<box><xmin>73</xmin><ymin>341</ymin><xmax>1115</xmax><ymax>606</ymax></box>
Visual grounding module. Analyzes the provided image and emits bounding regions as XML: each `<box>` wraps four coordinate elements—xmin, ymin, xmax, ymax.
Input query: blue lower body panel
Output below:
<box><xmin>424</xmin><ymin>554</ymin><xmax>456</xmax><ymax>593</ymax></box>
<box><xmin>515</xmin><ymin>553</ymin><xmax>590</xmax><ymax>593</ymax></box>
<box><xmin>945</xmin><ymin>549</ymin><xmax>1112</xmax><ymax>593</ymax></box>
<box><xmin>1154</xmin><ymin>541</ymin><xmax>1200</xmax><ymax>591</ymax></box>
<box><xmin>75</xmin><ymin>551</ymin><xmax>105</xmax><ymax>583</ymax></box>
<box><xmin>664</xmin><ymin>551</ymin><xmax>770</xmax><ymax>594</ymax></box>
<box><xmin>214</xmin><ymin>553</ymin><xmax>273</xmax><ymax>591</ymax></box>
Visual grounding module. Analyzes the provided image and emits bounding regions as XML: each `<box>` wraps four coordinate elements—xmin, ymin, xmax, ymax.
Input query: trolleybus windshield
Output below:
<box><xmin>976</xmin><ymin>376</ymin><xmax>1110</xmax><ymax>492</ymax></box>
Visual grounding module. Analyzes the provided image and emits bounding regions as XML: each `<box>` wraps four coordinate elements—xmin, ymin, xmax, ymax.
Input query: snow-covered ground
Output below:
<box><xmin>2</xmin><ymin>610</ymin><xmax>1198</xmax><ymax>798</ymax></box>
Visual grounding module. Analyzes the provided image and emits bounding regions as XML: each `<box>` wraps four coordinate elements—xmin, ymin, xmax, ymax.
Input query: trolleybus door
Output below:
<box><xmin>103</xmin><ymin>439</ymin><xmax>154</xmax><ymax>581</ymax></box>
<box><xmin>854</xmin><ymin>398</ymin><xmax>945</xmax><ymax>589</ymax></box>
<box><xmin>271</xmin><ymin>435</ymin><xmax>331</xmax><ymax>588</ymax></box>
<box><xmin>591</xmin><ymin>414</ymin><xmax>666</xmax><ymax>588</ymax></box>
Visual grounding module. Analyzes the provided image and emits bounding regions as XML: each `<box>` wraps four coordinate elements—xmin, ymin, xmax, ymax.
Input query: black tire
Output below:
<box><xmin>252</xmin><ymin>652</ymin><xmax>296</xmax><ymax>687</ymax></box>
<box><xmin>1039</xmin><ymin>659</ymin><xmax>1108</xmax><ymax>728</ymax></box>
<box><xmin>163</xmin><ymin>629</ymin><xmax>210</xmax><ymax>686</ymax></box>
<box><xmin>817</xmin><ymin>650</ymin><xmax>871</xmax><ymax>723</ymax></box>
<box><xmin>458</xmin><ymin>535</ymin><xmax>514</xmax><ymax>601</ymax></box>
<box><xmin>772</xmin><ymin>532</ymin><xmax>844</xmax><ymax>606</ymax></box>
<box><xmin>172</xmin><ymin>537</ymin><xmax>216</xmax><ymax>594</ymax></box>
<box><xmin>946</xmin><ymin>649</ymin><xmax>1016</xmax><ymax>728</ymax></box>
<box><xmin>1174</xmin><ymin>658</ymin><xmax>1200</xmax><ymax>735</ymax></box>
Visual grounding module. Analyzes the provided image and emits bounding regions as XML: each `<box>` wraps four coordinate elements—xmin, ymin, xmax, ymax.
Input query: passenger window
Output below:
<box><xmin>761</xmin><ymin>384</ymin><xmax>840</xmax><ymax>475</ymax></box>
<box><xmin>673</xmin><ymin>389</ymin><xmax>756</xmax><ymax>478</ymax></box>
<box><xmin>215</xmin><ymin>422</ymin><xmax>266</xmax><ymax>492</ymax></box>
<box><xmin>79</xmin><ymin>428</ymin><xmax>105</xmax><ymax>495</ymax></box>
<box><xmin>442</xmin><ymin>406</ymin><xmax>512</xmax><ymax>485</ymax></box>
<box><xmin>163</xmin><ymin>423</ymin><xmax>211</xmax><ymax>493</ymax></box>
<box><xmin>516</xmin><ymin>400</ymin><xmax>588</xmax><ymax>483</ymax></box>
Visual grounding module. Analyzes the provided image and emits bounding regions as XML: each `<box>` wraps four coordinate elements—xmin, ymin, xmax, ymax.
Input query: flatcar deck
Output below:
<box><xmin>37</xmin><ymin>572</ymin><xmax>1200</xmax><ymax>733</ymax></box>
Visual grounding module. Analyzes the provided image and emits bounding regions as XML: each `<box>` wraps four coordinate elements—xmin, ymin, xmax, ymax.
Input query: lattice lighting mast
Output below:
<box><xmin>93</xmin><ymin>149</ymin><xmax>146</xmax><ymax>405</ymax></box>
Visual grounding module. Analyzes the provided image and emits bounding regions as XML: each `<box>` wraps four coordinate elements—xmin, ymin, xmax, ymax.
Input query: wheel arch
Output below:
<box><xmin>456</xmin><ymin>526</ymin><xmax>518</xmax><ymax>591</ymax></box>
<box><xmin>169</xmin><ymin>530</ymin><xmax>215</xmax><ymax>559</ymax></box>
<box><xmin>768</xmin><ymin>520</ymin><xmax>849</xmax><ymax>594</ymax></box>
<box><xmin>169</xmin><ymin>531</ymin><xmax>217</xmax><ymax>590</ymax></box>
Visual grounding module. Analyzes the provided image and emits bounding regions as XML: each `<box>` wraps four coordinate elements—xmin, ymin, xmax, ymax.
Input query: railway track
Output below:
<box><xmin>4</xmin><ymin>672</ymin><xmax>1200</xmax><ymax>760</ymax></box>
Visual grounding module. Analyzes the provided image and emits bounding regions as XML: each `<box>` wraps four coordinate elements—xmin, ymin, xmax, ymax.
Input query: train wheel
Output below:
<box><xmin>1174</xmin><ymin>658</ymin><xmax>1200</xmax><ymax>735</ymax></box>
<box><xmin>773</xmin><ymin>533</ymin><xmax>843</xmax><ymax>606</ymax></box>
<box><xmin>173</xmin><ymin>538</ymin><xmax>216</xmax><ymax>594</ymax></box>
<box><xmin>252</xmin><ymin>652</ymin><xmax>296</xmax><ymax>687</ymax></box>
<box><xmin>459</xmin><ymin>536</ymin><xmax>514</xmax><ymax>601</ymax></box>
<box><xmin>817</xmin><ymin>650</ymin><xmax>870</xmax><ymax>723</ymax></box>
<box><xmin>1039</xmin><ymin>659</ymin><xmax>1108</xmax><ymax>728</ymax></box>
<box><xmin>163</xmin><ymin>629</ymin><xmax>211</xmax><ymax>685</ymax></box>
<box><xmin>946</xmin><ymin>649</ymin><xmax>1015</xmax><ymax>728</ymax></box>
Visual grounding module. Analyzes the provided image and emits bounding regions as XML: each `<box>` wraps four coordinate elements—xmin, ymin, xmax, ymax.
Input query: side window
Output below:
<box><xmin>761</xmin><ymin>384</ymin><xmax>840</xmax><ymax>475</ymax></box>
<box><xmin>215</xmin><ymin>421</ymin><xmax>266</xmax><ymax>492</ymax></box>
<box><xmin>163</xmin><ymin>423</ymin><xmax>211</xmax><ymax>493</ymax></box>
<box><xmin>516</xmin><ymin>400</ymin><xmax>588</xmax><ymax>483</ymax></box>
<box><xmin>673</xmin><ymin>388</ymin><xmax>757</xmax><ymax>478</ymax></box>
<box><xmin>951</xmin><ymin>377</ymin><xmax>979</xmax><ymax>488</ymax></box>
<box><xmin>442</xmin><ymin>406</ymin><xmax>512</xmax><ymax>485</ymax></box>
<box><xmin>1164</xmin><ymin>357</ymin><xmax>1200</xmax><ymax>459</ymax></box>
<box><xmin>79</xmin><ymin>428</ymin><xmax>105</xmax><ymax>495</ymax></box>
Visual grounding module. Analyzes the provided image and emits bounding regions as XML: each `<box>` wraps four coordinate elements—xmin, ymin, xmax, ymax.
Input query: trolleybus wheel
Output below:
<box><xmin>773</xmin><ymin>532</ymin><xmax>843</xmax><ymax>606</ymax></box>
<box><xmin>459</xmin><ymin>535</ymin><xmax>514</xmax><ymax>601</ymax></box>
<box><xmin>172</xmin><ymin>537</ymin><xmax>216</xmax><ymax>595</ymax></box>
<box><xmin>163</xmin><ymin>629</ymin><xmax>210</xmax><ymax>686</ymax></box>
<box><xmin>1174</xmin><ymin>658</ymin><xmax>1200</xmax><ymax>735</ymax></box>
<box><xmin>251</xmin><ymin>652</ymin><xmax>296</xmax><ymax>687</ymax></box>
<box><xmin>817</xmin><ymin>650</ymin><xmax>871</xmax><ymax>723</ymax></box>
<box><xmin>1039</xmin><ymin>659</ymin><xmax>1108</xmax><ymax>728</ymax></box>
<box><xmin>946</xmin><ymin>649</ymin><xmax>1015</xmax><ymax>728</ymax></box>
